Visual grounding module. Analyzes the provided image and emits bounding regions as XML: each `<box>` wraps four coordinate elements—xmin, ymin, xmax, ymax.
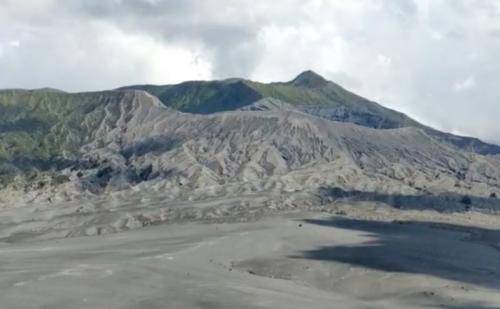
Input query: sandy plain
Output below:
<box><xmin>2</xmin><ymin>203</ymin><xmax>500</xmax><ymax>309</ymax></box>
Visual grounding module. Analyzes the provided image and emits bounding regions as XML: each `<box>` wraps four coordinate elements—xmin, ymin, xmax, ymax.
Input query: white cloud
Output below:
<box><xmin>252</xmin><ymin>23</ymin><xmax>348</xmax><ymax>82</ymax></box>
<box><xmin>0</xmin><ymin>20</ymin><xmax>212</xmax><ymax>91</ymax></box>
<box><xmin>430</xmin><ymin>31</ymin><xmax>443</xmax><ymax>40</ymax></box>
<box><xmin>8</xmin><ymin>40</ymin><xmax>20</xmax><ymax>47</ymax></box>
<box><xmin>94</xmin><ymin>24</ymin><xmax>212</xmax><ymax>84</ymax></box>
<box><xmin>376</xmin><ymin>53</ymin><xmax>392</xmax><ymax>66</ymax></box>
<box><xmin>453</xmin><ymin>76</ymin><xmax>476</xmax><ymax>91</ymax></box>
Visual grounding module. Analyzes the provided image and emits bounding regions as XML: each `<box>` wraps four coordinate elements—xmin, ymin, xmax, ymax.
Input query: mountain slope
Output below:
<box><xmin>121</xmin><ymin>79</ymin><xmax>262</xmax><ymax>114</ymax></box>
<box><xmin>121</xmin><ymin>71</ymin><xmax>500</xmax><ymax>155</ymax></box>
<box><xmin>120</xmin><ymin>71</ymin><xmax>418</xmax><ymax>129</ymax></box>
<box><xmin>0</xmin><ymin>90</ymin><xmax>499</xmax><ymax>206</ymax></box>
<box><xmin>0</xmin><ymin>89</ymin><xmax>499</xmax><ymax>240</ymax></box>
<box><xmin>0</xmin><ymin>72</ymin><xmax>499</xmax><ymax>212</ymax></box>
<box><xmin>0</xmin><ymin>88</ymin><xmax>173</xmax><ymax>186</ymax></box>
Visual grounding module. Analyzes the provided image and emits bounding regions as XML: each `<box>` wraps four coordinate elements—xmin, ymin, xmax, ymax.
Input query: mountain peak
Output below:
<box><xmin>290</xmin><ymin>70</ymin><xmax>329</xmax><ymax>88</ymax></box>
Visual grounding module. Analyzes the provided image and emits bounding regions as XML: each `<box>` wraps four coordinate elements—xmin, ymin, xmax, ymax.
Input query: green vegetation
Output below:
<box><xmin>122</xmin><ymin>71</ymin><xmax>419</xmax><ymax>129</ymax></box>
<box><xmin>0</xmin><ymin>89</ymin><xmax>129</xmax><ymax>185</ymax></box>
<box><xmin>124</xmin><ymin>80</ymin><xmax>262</xmax><ymax>114</ymax></box>
<box><xmin>0</xmin><ymin>89</ymin><xmax>123</xmax><ymax>161</ymax></box>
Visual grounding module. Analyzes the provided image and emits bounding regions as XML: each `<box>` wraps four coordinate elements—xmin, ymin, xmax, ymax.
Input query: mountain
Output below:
<box><xmin>119</xmin><ymin>70</ymin><xmax>419</xmax><ymax>129</ymax></box>
<box><xmin>0</xmin><ymin>72</ymin><xmax>499</xmax><ymax>239</ymax></box>
<box><xmin>289</xmin><ymin>70</ymin><xmax>330</xmax><ymax>87</ymax></box>
<box><xmin>0</xmin><ymin>89</ymin><xmax>125</xmax><ymax>161</ymax></box>
<box><xmin>121</xmin><ymin>71</ymin><xmax>500</xmax><ymax>155</ymax></box>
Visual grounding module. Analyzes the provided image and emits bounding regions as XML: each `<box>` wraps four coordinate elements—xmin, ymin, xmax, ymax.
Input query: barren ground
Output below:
<box><xmin>2</xmin><ymin>203</ymin><xmax>500</xmax><ymax>309</ymax></box>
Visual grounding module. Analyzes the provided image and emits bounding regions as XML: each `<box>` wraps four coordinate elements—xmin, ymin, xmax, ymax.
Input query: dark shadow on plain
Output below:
<box><xmin>292</xmin><ymin>217</ymin><xmax>500</xmax><ymax>289</ymax></box>
<box><xmin>432</xmin><ymin>304</ymin><xmax>500</xmax><ymax>309</ymax></box>
<box><xmin>318</xmin><ymin>186</ymin><xmax>500</xmax><ymax>214</ymax></box>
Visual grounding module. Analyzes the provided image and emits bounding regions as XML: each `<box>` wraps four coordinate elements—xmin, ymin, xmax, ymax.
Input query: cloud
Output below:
<box><xmin>0</xmin><ymin>0</ymin><xmax>499</xmax><ymax>144</ymax></box>
<box><xmin>376</xmin><ymin>54</ymin><xmax>392</xmax><ymax>66</ymax></box>
<box><xmin>453</xmin><ymin>76</ymin><xmax>476</xmax><ymax>91</ymax></box>
<box><xmin>8</xmin><ymin>40</ymin><xmax>20</xmax><ymax>47</ymax></box>
<box><xmin>0</xmin><ymin>13</ymin><xmax>212</xmax><ymax>91</ymax></box>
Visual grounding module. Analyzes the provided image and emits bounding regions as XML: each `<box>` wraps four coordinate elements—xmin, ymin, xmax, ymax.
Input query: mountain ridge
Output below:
<box><xmin>0</xmin><ymin>83</ymin><xmax>499</xmax><ymax>239</ymax></box>
<box><xmin>0</xmin><ymin>73</ymin><xmax>499</xmax><ymax>211</ymax></box>
<box><xmin>119</xmin><ymin>71</ymin><xmax>500</xmax><ymax>155</ymax></box>
<box><xmin>288</xmin><ymin>70</ymin><xmax>330</xmax><ymax>88</ymax></box>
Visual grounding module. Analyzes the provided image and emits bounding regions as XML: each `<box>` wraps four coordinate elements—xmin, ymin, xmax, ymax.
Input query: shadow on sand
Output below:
<box><xmin>318</xmin><ymin>186</ymin><xmax>500</xmax><ymax>214</ymax></box>
<box><xmin>433</xmin><ymin>304</ymin><xmax>500</xmax><ymax>309</ymax></box>
<box><xmin>292</xmin><ymin>217</ymin><xmax>500</xmax><ymax>290</ymax></box>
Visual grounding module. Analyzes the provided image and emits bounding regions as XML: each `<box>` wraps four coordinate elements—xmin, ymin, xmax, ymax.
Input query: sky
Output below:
<box><xmin>0</xmin><ymin>0</ymin><xmax>499</xmax><ymax>144</ymax></box>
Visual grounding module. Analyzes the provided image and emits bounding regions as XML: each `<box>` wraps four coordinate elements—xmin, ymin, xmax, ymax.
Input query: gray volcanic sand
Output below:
<box><xmin>1</xmin><ymin>211</ymin><xmax>500</xmax><ymax>309</ymax></box>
